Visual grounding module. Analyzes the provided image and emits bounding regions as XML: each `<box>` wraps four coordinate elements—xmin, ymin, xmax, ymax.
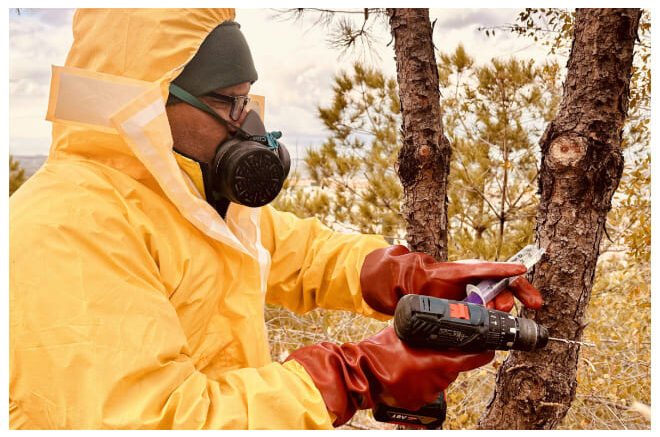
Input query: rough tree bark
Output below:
<box><xmin>387</xmin><ymin>8</ymin><xmax>451</xmax><ymax>260</ymax></box>
<box><xmin>479</xmin><ymin>8</ymin><xmax>641</xmax><ymax>429</ymax></box>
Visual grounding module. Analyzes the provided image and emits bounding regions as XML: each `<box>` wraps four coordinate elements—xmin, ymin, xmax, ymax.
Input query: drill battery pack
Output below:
<box><xmin>372</xmin><ymin>392</ymin><xmax>446</xmax><ymax>429</ymax></box>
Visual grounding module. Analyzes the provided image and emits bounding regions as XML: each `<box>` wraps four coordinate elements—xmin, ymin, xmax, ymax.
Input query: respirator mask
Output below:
<box><xmin>169</xmin><ymin>83</ymin><xmax>290</xmax><ymax>211</ymax></box>
<box><xmin>210</xmin><ymin>110</ymin><xmax>290</xmax><ymax>207</ymax></box>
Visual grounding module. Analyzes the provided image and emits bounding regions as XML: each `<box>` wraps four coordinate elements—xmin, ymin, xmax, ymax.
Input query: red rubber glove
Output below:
<box><xmin>286</xmin><ymin>326</ymin><xmax>493</xmax><ymax>427</ymax></box>
<box><xmin>360</xmin><ymin>245</ymin><xmax>543</xmax><ymax>315</ymax></box>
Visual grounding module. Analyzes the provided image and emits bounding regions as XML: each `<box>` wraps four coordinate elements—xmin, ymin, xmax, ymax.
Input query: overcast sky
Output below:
<box><xmin>8</xmin><ymin>8</ymin><xmax>560</xmax><ymax>159</ymax></box>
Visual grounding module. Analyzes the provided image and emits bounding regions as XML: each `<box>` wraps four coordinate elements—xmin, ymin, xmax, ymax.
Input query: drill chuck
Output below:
<box><xmin>516</xmin><ymin>316</ymin><xmax>549</xmax><ymax>351</ymax></box>
<box><xmin>394</xmin><ymin>294</ymin><xmax>548</xmax><ymax>352</ymax></box>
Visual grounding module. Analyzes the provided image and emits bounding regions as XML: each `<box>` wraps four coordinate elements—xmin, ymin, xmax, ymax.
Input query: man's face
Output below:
<box><xmin>166</xmin><ymin>81</ymin><xmax>252</xmax><ymax>163</ymax></box>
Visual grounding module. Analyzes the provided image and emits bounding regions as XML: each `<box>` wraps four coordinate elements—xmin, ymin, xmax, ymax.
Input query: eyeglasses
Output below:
<box><xmin>204</xmin><ymin>92</ymin><xmax>251</xmax><ymax>121</ymax></box>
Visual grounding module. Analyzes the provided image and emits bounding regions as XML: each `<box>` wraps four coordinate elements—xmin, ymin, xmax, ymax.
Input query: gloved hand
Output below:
<box><xmin>361</xmin><ymin>245</ymin><xmax>543</xmax><ymax>315</ymax></box>
<box><xmin>285</xmin><ymin>326</ymin><xmax>493</xmax><ymax>427</ymax></box>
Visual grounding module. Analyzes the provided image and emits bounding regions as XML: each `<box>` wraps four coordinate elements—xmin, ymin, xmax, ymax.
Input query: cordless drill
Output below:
<box><xmin>373</xmin><ymin>294</ymin><xmax>549</xmax><ymax>428</ymax></box>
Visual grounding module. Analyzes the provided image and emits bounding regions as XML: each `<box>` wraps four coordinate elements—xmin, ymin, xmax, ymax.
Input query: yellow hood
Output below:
<box><xmin>46</xmin><ymin>8</ymin><xmax>268</xmax><ymax>260</ymax></box>
<box><xmin>50</xmin><ymin>8</ymin><xmax>234</xmax><ymax>158</ymax></box>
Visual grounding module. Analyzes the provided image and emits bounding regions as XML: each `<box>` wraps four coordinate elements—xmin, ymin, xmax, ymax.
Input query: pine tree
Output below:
<box><xmin>439</xmin><ymin>45</ymin><xmax>562</xmax><ymax>261</ymax></box>
<box><xmin>273</xmin><ymin>63</ymin><xmax>405</xmax><ymax>243</ymax></box>
<box><xmin>386</xmin><ymin>8</ymin><xmax>451</xmax><ymax>260</ymax></box>
<box><xmin>276</xmin><ymin>50</ymin><xmax>564</xmax><ymax>259</ymax></box>
<box><xmin>479</xmin><ymin>8</ymin><xmax>641</xmax><ymax>429</ymax></box>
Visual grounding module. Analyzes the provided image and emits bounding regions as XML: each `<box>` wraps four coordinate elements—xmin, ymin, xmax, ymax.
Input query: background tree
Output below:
<box><xmin>475</xmin><ymin>6</ymin><xmax>651</xmax><ymax>427</ymax></box>
<box><xmin>478</xmin><ymin>11</ymin><xmax>650</xmax><ymax>428</ymax></box>
<box><xmin>9</xmin><ymin>155</ymin><xmax>26</xmax><ymax>196</ymax></box>
<box><xmin>479</xmin><ymin>8</ymin><xmax>642</xmax><ymax>429</ymax></box>
<box><xmin>277</xmin><ymin>7</ymin><xmax>452</xmax><ymax>261</ymax></box>
<box><xmin>439</xmin><ymin>45</ymin><xmax>562</xmax><ymax>261</ymax></box>
<box><xmin>386</xmin><ymin>8</ymin><xmax>451</xmax><ymax>260</ymax></box>
<box><xmin>482</xmin><ymin>9</ymin><xmax>650</xmax><ymax>263</ymax></box>
<box><xmin>275</xmin><ymin>64</ymin><xmax>404</xmax><ymax>242</ymax></box>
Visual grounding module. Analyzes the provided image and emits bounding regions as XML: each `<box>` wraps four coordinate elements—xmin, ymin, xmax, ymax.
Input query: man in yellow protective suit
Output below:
<box><xmin>9</xmin><ymin>9</ymin><xmax>543</xmax><ymax>429</ymax></box>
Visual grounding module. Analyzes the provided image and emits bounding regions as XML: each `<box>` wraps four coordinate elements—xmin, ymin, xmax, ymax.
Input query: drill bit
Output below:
<box><xmin>548</xmin><ymin>337</ymin><xmax>596</xmax><ymax>347</ymax></box>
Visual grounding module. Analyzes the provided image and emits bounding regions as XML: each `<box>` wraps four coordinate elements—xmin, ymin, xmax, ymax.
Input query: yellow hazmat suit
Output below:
<box><xmin>9</xmin><ymin>8</ymin><xmax>389</xmax><ymax>429</ymax></box>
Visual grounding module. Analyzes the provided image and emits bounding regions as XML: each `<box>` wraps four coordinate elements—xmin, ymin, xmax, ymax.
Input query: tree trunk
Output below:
<box><xmin>387</xmin><ymin>8</ymin><xmax>451</xmax><ymax>260</ymax></box>
<box><xmin>479</xmin><ymin>8</ymin><xmax>641</xmax><ymax>429</ymax></box>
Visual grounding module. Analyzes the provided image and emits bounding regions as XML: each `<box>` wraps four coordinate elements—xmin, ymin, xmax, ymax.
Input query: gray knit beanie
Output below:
<box><xmin>167</xmin><ymin>21</ymin><xmax>257</xmax><ymax>105</ymax></box>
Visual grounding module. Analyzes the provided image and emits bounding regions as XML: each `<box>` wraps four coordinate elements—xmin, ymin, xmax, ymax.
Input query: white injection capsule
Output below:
<box><xmin>463</xmin><ymin>245</ymin><xmax>545</xmax><ymax>305</ymax></box>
